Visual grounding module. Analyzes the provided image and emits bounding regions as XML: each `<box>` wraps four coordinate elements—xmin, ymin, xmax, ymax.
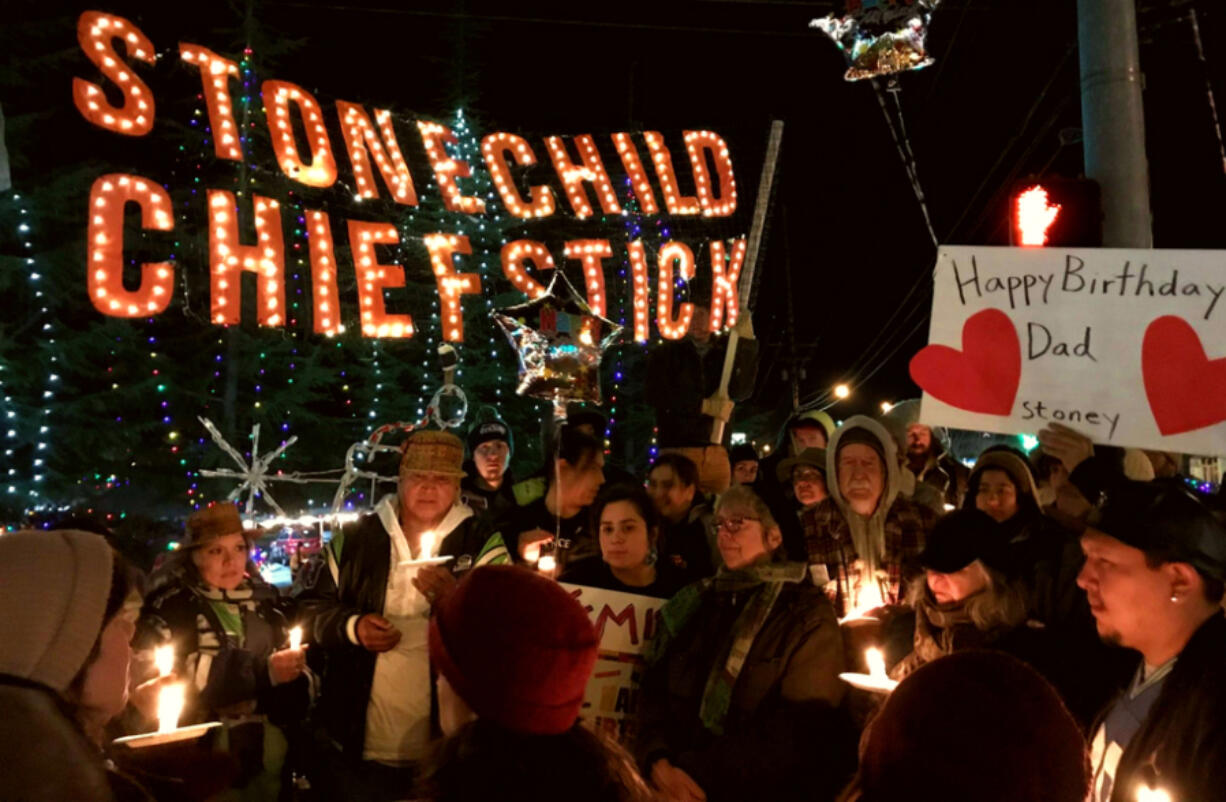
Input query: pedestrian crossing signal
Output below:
<box><xmin>1010</xmin><ymin>178</ymin><xmax>1102</xmax><ymax>247</ymax></box>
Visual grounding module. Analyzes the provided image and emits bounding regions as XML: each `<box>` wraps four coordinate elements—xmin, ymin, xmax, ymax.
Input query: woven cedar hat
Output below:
<box><xmin>400</xmin><ymin>429</ymin><xmax>466</xmax><ymax>477</ymax></box>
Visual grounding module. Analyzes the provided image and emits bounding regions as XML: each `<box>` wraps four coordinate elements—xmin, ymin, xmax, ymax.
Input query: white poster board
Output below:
<box><xmin>559</xmin><ymin>583</ymin><xmax>664</xmax><ymax>744</ymax></box>
<box><xmin>912</xmin><ymin>246</ymin><xmax>1226</xmax><ymax>456</ymax></box>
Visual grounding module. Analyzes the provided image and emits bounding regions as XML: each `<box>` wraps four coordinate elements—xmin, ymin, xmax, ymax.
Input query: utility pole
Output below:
<box><xmin>1077</xmin><ymin>0</ymin><xmax>1152</xmax><ymax>247</ymax></box>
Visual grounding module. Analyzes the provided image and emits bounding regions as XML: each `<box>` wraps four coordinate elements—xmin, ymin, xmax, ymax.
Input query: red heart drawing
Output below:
<box><xmin>909</xmin><ymin>308</ymin><xmax>1021</xmax><ymax>416</ymax></box>
<box><xmin>1142</xmin><ymin>315</ymin><xmax>1226</xmax><ymax>436</ymax></box>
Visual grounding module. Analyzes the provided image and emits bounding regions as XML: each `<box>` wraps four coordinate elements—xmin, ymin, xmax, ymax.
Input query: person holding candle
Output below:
<box><xmin>560</xmin><ymin>483</ymin><xmax>687</xmax><ymax>599</ymax></box>
<box><xmin>1039</xmin><ymin>422</ymin><xmax>1226</xmax><ymax>802</ymax></box>
<box><xmin>637</xmin><ymin>485</ymin><xmax>855</xmax><ymax>802</ymax></box>
<box><xmin>418</xmin><ymin>565</ymin><xmax>652</xmax><ymax>802</ymax></box>
<box><xmin>888</xmin><ymin>509</ymin><xmax>1054</xmax><ymax>682</ymax></box>
<box><xmin>293</xmin><ymin>429</ymin><xmax>488</xmax><ymax>801</ymax></box>
<box><xmin>135</xmin><ymin>503</ymin><xmax>310</xmax><ymax>797</ymax></box>
<box><xmin>483</xmin><ymin>423</ymin><xmax>606</xmax><ymax>572</ymax></box>
<box><xmin>0</xmin><ymin>529</ymin><xmax>158</xmax><ymax>801</ymax></box>
<box><xmin>801</xmin><ymin>416</ymin><xmax>937</xmax><ymax>619</ymax></box>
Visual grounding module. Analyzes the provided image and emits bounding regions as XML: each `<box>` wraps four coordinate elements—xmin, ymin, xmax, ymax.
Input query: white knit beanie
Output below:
<box><xmin>0</xmin><ymin>530</ymin><xmax>114</xmax><ymax>691</ymax></box>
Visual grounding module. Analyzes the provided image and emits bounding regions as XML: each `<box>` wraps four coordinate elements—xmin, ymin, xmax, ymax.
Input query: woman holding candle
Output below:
<box><xmin>559</xmin><ymin>483</ymin><xmax>687</xmax><ymax>599</ymax></box>
<box><xmin>889</xmin><ymin>509</ymin><xmax>1054</xmax><ymax>683</ymax></box>
<box><xmin>136</xmin><ymin>503</ymin><xmax>310</xmax><ymax>798</ymax></box>
<box><xmin>636</xmin><ymin>485</ymin><xmax>855</xmax><ymax>802</ymax></box>
<box><xmin>0</xmin><ymin>528</ymin><xmax>157</xmax><ymax>801</ymax></box>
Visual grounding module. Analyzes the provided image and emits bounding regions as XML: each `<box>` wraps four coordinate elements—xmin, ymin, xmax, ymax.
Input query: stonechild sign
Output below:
<box><xmin>910</xmin><ymin>246</ymin><xmax>1226</xmax><ymax>456</ymax></box>
<box><xmin>72</xmin><ymin>10</ymin><xmax>750</xmax><ymax>343</ymax></box>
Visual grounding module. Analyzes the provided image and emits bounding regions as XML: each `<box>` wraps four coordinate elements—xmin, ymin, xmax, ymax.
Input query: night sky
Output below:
<box><xmin>5</xmin><ymin>0</ymin><xmax>1226</xmax><ymax>433</ymax></box>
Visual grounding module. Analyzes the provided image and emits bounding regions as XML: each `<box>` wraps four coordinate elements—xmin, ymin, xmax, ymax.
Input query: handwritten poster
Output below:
<box><xmin>560</xmin><ymin>583</ymin><xmax>664</xmax><ymax>744</ymax></box>
<box><xmin>911</xmin><ymin>246</ymin><xmax>1226</xmax><ymax>456</ymax></box>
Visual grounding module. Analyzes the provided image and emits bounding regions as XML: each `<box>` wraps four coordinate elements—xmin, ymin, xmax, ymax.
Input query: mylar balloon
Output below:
<box><xmin>811</xmin><ymin>0</ymin><xmax>941</xmax><ymax>82</ymax></box>
<box><xmin>492</xmin><ymin>270</ymin><xmax>623</xmax><ymax>405</ymax></box>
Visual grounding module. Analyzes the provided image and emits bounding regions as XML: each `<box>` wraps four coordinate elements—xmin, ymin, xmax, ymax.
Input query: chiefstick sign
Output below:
<box><xmin>73</xmin><ymin>10</ymin><xmax>748</xmax><ymax>342</ymax></box>
<box><xmin>912</xmin><ymin>245</ymin><xmax>1226</xmax><ymax>456</ymax></box>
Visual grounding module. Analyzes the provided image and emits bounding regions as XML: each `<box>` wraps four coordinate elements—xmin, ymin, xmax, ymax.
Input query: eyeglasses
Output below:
<box><xmin>714</xmin><ymin>516</ymin><xmax>760</xmax><ymax>535</ymax></box>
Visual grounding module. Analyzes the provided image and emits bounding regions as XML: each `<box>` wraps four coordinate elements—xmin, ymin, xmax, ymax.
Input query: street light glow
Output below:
<box><xmin>880</xmin><ymin>401</ymin><xmax>893</xmax><ymax>413</ymax></box>
<box><xmin>834</xmin><ymin>384</ymin><xmax>850</xmax><ymax>400</ymax></box>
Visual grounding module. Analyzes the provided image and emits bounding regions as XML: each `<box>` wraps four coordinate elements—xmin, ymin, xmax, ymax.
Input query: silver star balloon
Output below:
<box><xmin>811</xmin><ymin>0</ymin><xmax>941</xmax><ymax>81</ymax></box>
<box><xmin>492</xmin><ymin>270</ymin><xmax>623</xmax><ymax>406</ymax></box>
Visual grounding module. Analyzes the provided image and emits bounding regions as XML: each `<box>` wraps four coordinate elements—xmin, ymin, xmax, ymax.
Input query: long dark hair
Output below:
<box><xmin>419</xmin><ymin>718</ymin><xmax>654</xmax><ymax>802</ymax></box>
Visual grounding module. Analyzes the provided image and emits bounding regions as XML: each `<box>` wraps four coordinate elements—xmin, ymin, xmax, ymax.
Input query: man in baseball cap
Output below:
<box><xmin>1040</xmin><ymin>421</ymin><xmax>1226</xmax><ymax>802</ymax></box>
<box><xmin>461</xmin><ymin>418</ymin><xmax>514</xmax><ymax>516</ymax></box>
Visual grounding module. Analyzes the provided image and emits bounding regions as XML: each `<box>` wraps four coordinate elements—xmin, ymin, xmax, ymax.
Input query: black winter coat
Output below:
<box><xmin>292</xmin><ymin>511</ymin><xmax>484</xmax><ymax>758</ymax></box>
<box><xmin>645</xmin><ymin>335</ymin><xmax>758</xmax><ymax>447</ymax></box>
<box><xmin>1107</xmin><ymin>612</ymin><xmax>1226</xmax><ymax>802</ymax></box>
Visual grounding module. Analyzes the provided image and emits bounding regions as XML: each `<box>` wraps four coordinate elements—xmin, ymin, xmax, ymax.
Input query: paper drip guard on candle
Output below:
<box><xmin>839</xmin><ymin>647</ymin><xmax>899</xmax><ymax>694</ymax></box>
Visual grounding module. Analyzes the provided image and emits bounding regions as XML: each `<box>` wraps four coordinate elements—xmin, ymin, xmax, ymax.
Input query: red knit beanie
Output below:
<box><xmin>428</xmin><ymin>565</ymin><xmax>598</xmax><ymax>735</ymax></box>
<box><xmin>858</xmin><ymin>651</ymin><xmax>1089</xmax><ymax>802</ymax></box>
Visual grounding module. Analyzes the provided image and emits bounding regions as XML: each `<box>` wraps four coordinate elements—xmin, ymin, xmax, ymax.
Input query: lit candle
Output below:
<box><xmin>538</xmin><ymin>554</ymin><xmax>557</xmax><ymax>574</ymax></box>
<box><xmin>523</xmin><ymin>542</ymin><xmax>542</xmax><ymax>564</ymax></box>
<box><xmin>866</xmin><ymin>648</ymin><xmax>887</xmax><ymax>680</ymax></box>
<box><xmin>157</xmin><ymin>682</ymin><xmax>185</xmax><ymax>733</ymax></box>
<box><xmin>154</xmin><ymin>644</ymin><xmax>174</xmax><ymax>677</ymax></box>
<box><xmin>288</xmin><ymin>626</ymin><xmax>302</xmax><ymax>651</ymax></box>
<box><xmin>1136</xmin><ymin>785</ymin><xmax>1172</xmax><ymax>802</ymax></box>
<box><xmin>419</xmin><ymin>530</ymin><xmax>435</xmax><ymax>560</ymax></box>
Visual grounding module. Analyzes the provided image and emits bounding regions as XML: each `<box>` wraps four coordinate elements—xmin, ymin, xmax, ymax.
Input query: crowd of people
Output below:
<box><xmin>3</xmin><ymin>314</ymin><xmax>1226</xmax><ymax>801</ymax></box>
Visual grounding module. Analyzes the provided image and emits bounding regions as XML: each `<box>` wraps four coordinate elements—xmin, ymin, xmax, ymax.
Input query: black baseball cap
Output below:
<box><xmin>919</xmin><ymin>509</ymin><xmax>1010</xmax><ymax>575</ymax></box>
<box><xmin>1093</xmin><ymin>479</ymin><xmax>1226</xmax><ymax>583</ymax></box>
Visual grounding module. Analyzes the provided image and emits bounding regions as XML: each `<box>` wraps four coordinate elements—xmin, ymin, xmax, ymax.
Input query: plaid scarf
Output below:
<box><xmin>648</xmin><ymin>561</ymin><xmax>807</xmax><ymax>735</ymax></box>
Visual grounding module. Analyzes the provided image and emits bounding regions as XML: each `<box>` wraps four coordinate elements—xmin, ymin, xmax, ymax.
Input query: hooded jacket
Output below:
<box><xmin>755</xmin><ymin>409</ymin><xmax>837</xmax><ymax>562</ymax></box>
<box><xmin>800</xmin><ymin>416</ymin><xmax>937</xmax><ymax>617</ymax></box>
<box><xmin>878</xmin><ymin>399</ymin><xmax>969</xmax><ymax>509</ymax></box>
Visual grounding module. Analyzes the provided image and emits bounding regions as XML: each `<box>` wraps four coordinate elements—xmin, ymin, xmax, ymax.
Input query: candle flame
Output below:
<box><xmin>538</xmin><ymin>554</ymin><xmax>557</xmax><ymax>574</ymax></box>
<box><xmin>1136</xmin><ymin>786</ymin><xmax>1172</xmax><ymax>802</ymax></box>
<box><xmin>154</xmin><ymin>645</ymin><xmax>174</xmax><ymax>677</ymax></box>
<box><xmin>866</xmin><ymin>648</ymin><xmax>887</xmax><ymax>680</ymax></box>
<box><xmin>289</xmin><ymin>626</ymin><xmax>302</xmax><ymax>651</ymax></box>
<box><xmin>419</xmin><ymin>530</ymin><xmax>436</xmax><ymax>560</ymax></box>
<box><xmin>524</xmin><ymin>542</ymin><xmax>542</xmax><ymax>564</ymax></box>
<box><xmin>157</xmin><ymin>682</ymin><xmax>185</xmax><ymax>733</ymax></box>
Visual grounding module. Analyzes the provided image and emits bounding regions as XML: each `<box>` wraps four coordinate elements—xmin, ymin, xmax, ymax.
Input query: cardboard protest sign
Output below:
<box><xmin>560</xmin><ymin>583</ymin><xmax>664</xmax><ymax>744</ymax></box>
<box><xmin>911</xmin><ymin>246</ymin><xmax>1226</xmax><ymax>456</ymax></box>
